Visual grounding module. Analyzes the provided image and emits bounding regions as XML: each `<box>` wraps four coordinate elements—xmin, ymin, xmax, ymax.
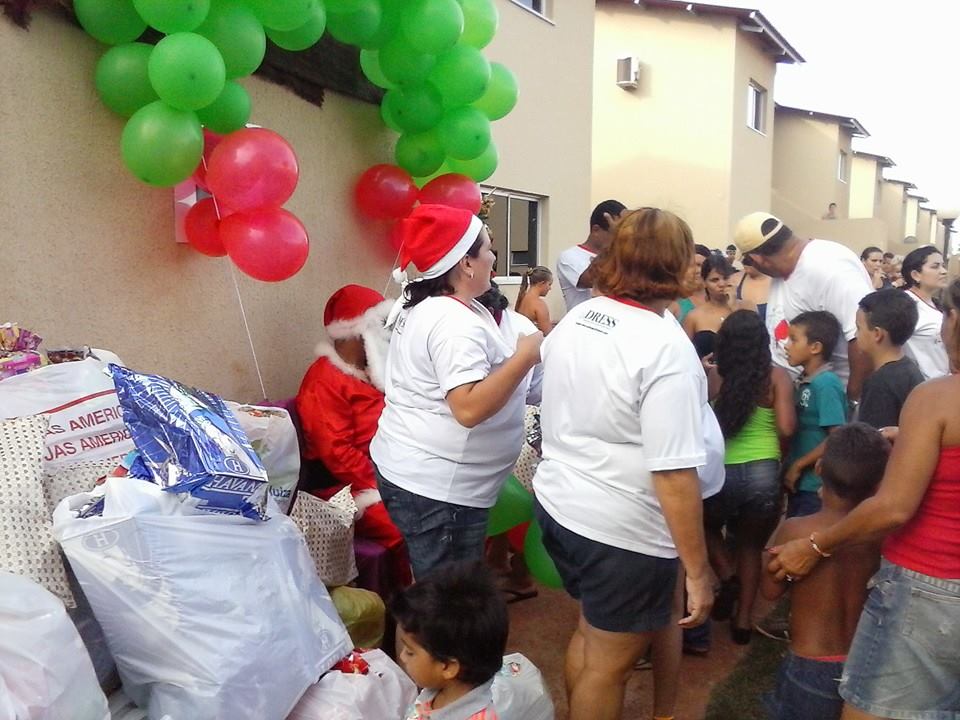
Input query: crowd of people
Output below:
<box><xmin>292</xmin><ymin>201</ymin><xmax>957</xmax><ymax>720</ymax></box>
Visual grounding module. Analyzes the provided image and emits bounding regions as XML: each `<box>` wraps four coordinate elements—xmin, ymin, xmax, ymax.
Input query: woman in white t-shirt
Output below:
<box><xmin>370</xmin><ymin>205</ymin><xmax>543</xmax><ymax>580</ymax></box>
<box><xmin>532</xmin><ymin>208</ymin><xmax>715</xmax><ymax>720</ymax></box>
<box><xmin>901</xmin><ymin>246</ymin><xmax>949</xmax><ymax>379</ymax></box>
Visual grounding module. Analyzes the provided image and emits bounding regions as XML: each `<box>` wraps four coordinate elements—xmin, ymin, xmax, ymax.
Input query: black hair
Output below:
<box><xmin>389</xmin><ymin>562</ymin><xmax>508</xmax><ymax>687</ymax></box>
<box><xmin>750</xmin><ymin>218</ymin><xmax>793</xmax><ymax>257</ymax></box>
<box><xmin>713</xmin><ymin>310</ymin><xmax>772</xmax><ymax>438</ymax></box>
<box><xmin>790</xmin><ymin>310</ymin><xmax>842</xmax><ymax>361</ymax></box>
<box><xmin>820</xmin><ymin>422</ymin><xmax>889</xmax><ymax>503</ymax></box>
<box><xmin>590</xmin><ymin>199</ymin><xmax>627</xmax><ymax>230</ymax></box>
<box><xmin>901</xmin><ymin>246</ymin><xmax>941</xmax><ymax>289</ymax></box>
<box><xmin>700</xmin><ymin>253</ymin><xmax>733</xmax><ymax>281</ymax></box>
<box><xmin>828</xmin><ymin>202</ymin><xmax>837</xmax><ymax>208</ymax></box>
<box><xmin>695</xmin><ymin>244</ymin><xmax>711</xmax><ymax>259</ymax></box>
<box><xmin>725</xmin><ymin>244</ymin><xmax>736</xmax><ymax>252</ymax></box>
<box><xmin>478</xmin><ymin>280</ymin><xmax>509</xmax><ymax>314</ymax></box>
<box><xmin>403</xmin><ymin>235</ymin><xmax>484</xmax><ymax>309</ymax></box>
<box><xmin>858</xmin><ymin>289</ymin><xmax>919</xmax><ymax>346</ymax></box>
<box><xmin>883</xmin><ymin>252</ymin><xmax>895</xmax><ymax>261</ymax></box>
<box><xmin>860</xmin><ymin>246</ymin><xmax>883</xmax><ymax>261</ymax></box>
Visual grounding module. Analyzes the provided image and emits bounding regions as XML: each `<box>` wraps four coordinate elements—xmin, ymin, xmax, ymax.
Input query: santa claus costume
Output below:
<box><xmin>296</xmin><ymin>284</ymin><xmax>412</xmax><ymax>587</ymax></box>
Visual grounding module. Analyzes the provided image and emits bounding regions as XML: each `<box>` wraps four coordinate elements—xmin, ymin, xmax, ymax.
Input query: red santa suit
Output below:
<box><xmin>296</xmin><ymin>284</ymin><xmax>411</xmax><ymax>587</ymax></box>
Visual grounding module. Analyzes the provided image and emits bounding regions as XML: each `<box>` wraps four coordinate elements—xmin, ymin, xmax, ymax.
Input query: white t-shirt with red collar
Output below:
<box><xmin>556</xmin><ymin>244</ymin><xmax>597</xmax><ymax>311</ymax></box>
<box><xmin>765</xmin><ymin>239</ymin><xmax>873</xmax><ymax>386</ymax></box>
<box><xmin>904</xmin><ymin>289</ymin><xmax>950</xmax><ymax>379</ymax></box>
<box><xmin>370</xmin><ymin>296</ymin><xmax>533</xmax><ymax>509</ymax></box>
<box><xmin>533</xmin><ymin>296</ymin><xmax>710</xmax><ymax>557</ymax></box>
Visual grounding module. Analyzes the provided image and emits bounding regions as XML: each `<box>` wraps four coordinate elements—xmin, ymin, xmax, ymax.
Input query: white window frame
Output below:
<box><xmin>838</xmin><ymin>150</ymin><xmax>848</xmax><ymax>183</ymax></box>
<box><xmin>481</xmin><ymin>187</ymin><xmax>544</xmax><ymax>285</ymax></box>
<box><xmin>747</xmin><ymin>81</ymin><xmax>767</xmax><ymax>134</ymax></box>
<box><xmin>509</xmin><ymin>0</ymin><xmax>554</xmax><ymax>23</ymax></box>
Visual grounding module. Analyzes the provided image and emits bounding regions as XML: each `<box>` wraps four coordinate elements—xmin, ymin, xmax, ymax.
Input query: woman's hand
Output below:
<box><xmin>879</xmin><ymin>426</ymin><xmax>899</xmax><ymax>443</ymax></box>
<box><xmin>516</xmin><ymin>331</ymin><xmax>544</xmax><ymax>365</ymax></box>
<box><xmin>766</xmin><ymin>537</ymin><xmax>821</xmax><ymax>581</ymax></box>
<box><xmin>680</xmin><ymin>572</ymin><xmax>716</xmax><ymax>627</ymax></box>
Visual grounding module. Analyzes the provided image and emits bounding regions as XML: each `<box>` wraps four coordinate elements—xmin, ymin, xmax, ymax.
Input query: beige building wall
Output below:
<box><xmin>904</xmin><ymin>196</ymin><xmax>920</xmax><ymax>240</ymax></box>
<box><xmin>849</xmin><ymin>154</ymin><xmax>882</xmax><ymax>219</ymax></box>
<box><xmin>592</xmin><ymin>5</ymin><xmax>740</xmax><ymax>249</ymax></box>
<box><xmin>772</xmin><ymin>111</ymin><xmax>851</xmax><ymax>222</ymax></box>
<box><xmin>1</xmin><ymin>4</ymin><xmax>593</xmax><ymax>399</ymax></box>
<box><xmin>929</xmin><ymin>213</ymin><xmax>940</xmax><ymax>247</ymax></box>
<box><xmin>917</xmin><ymin>209</ymin><xmax>933</xmax><ymax>249</ymax></box>
<box><xmin>880</xmin><ymin>181</ymin><xmax>913</xmax><ymax>257</ymax></box>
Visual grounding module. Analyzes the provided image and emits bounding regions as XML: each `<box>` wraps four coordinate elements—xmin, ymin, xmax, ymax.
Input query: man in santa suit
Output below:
<box><xmin>296</xmin><ymin>284</ymin><xmax>412</xmax><ymax>588</ymax></box>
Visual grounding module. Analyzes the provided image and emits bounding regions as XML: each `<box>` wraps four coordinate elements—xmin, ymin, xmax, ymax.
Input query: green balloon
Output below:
<box><xmin>360</xmin><ymin>50</ymin><xmax>394</xmax><ymax>89</ymax></box>
<box><xmin>401</xmin><ymin>0</ymin><xmax>463</xmax><ymax>55</ymax></box>
<box><xmin>148</xmin><ymin>33</ymin><xmax>226</xmax><ymax>111</ymax></box>
<box><xmin>473</xmin><ymin>62</ymin><xmax>518</xmax><ymax>120</ymax></box>
<box><xmin>196</xmin><ymin>80</ymin><xmax>251</xmax><ymax>133</ymax></box>
<box><xmin>74</xmin><ymin>0</ymin><xmax>146</xmax><ymax>45</ymax></box>
<box><xmin>395</xmin><ymin>129</ymin><xmax>445</xmax><ymax>178</ymax></box>
<box><xmin>447</xmin><ymin>141</ymin><xmax>497</xmax><ymax>182</ymax></box>
<box><xmin>133</xmin><ymin>0</ymin><xmax>210</xmax><ymax>33</ymax></box>
<box><xmin>437</xmin><ymin>106</ymin><xmax>490</xmax><ymax>160</ymax></box>
<box><xmin>379</xmin><ymin>34</ymin><xmax>435</xmax><ymax>87</ymax></box>
<box><xmin>413</xmin><ymin>162</ymin><xmax>451</xmax><ymax>188</ymax></box>
<box><xmin>326</xmin><ymin>0</ymin><xmax>362</xmax><ymax>10</ymax></box>
<box><xmin>121</xmin><ymin>101</ymin><xmax>203</xmax><ymax>187</ymax></box>
<box><xmin>458</xmin><ymin>0</ymin><xmax>498</xmax><ymax>49</ymax></box>
<box><xmin>326</xmin><ymin>0</ymin><xmax>382</xmax><ymax>47</ymax></box>
<box><xmin>383</xmin><ymin>83</ymin><xmax>444</xmax><ymax>133</ymax></box>
<box><xmin>197</xmin><ymin>0</ymin><xmax>266</xmax><ymax>79</ymax></box>
<box><xmin>245</xmin><ymin>0</ymin><xmax>314</xmax><ymax>31</ymax></box>
<box><xmin>486</xmin><ymin>475</ymin><xmax>534</xmax><ymax>536</ymax></box>
<box><xmin>362</xmin><ymin>0</ymin><xmax>403</xmax><ymax>49</ymax></box>
<box><xmin>428</xmin><ymin>44</ymin><xmax>490</xmax><ymax>109</ymax></box>
<box><xmin>380</xmin><ymin>96</ymin><xmax>402</xmax><ymax>132</ymax></box>
<box><xmin>524</xmin><ymin>519</ymin><xmax>563</xmax><ymax>589</ymax></box>
<box><xmin>95</xmin><ymin>43</ymin><xmax>159</xmax><ymax>117</ymax></box>
<box><xmin>266</xmin><ymin>2</ymin><xmax>326</xmax><ymax>51</ymax></box>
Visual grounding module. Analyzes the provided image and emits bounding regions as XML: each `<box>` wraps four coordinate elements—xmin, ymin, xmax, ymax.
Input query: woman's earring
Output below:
<box><xmin>468</xmin><ymin>271</ymin><xmax>475</xmax><ymax>279</ymax></box>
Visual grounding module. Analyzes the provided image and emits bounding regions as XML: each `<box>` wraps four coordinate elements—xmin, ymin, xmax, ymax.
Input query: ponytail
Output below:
<box><xmin>515</xmin><ymin>266</ymin><xmax>552</xmax><ymax>311</ymax></box>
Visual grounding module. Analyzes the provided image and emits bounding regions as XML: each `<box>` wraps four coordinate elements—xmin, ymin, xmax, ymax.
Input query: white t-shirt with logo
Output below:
<box><xmin>904</xmin><ymin>290</ymin><xmax>949</xmax><ymax>380</ymax></box>
<box><xmin>370</xmin><ymin>296</ymin><xmax>534</xmax><ymax>509</ymax></box>
<box><xmin>533</xmin><ymin>296</ymin><xmax>710</xmax><ymax>558</ymax></box>
<box><xmin>556</xmin><ymin>244</ymin><xmax>597</xmax><ymax>311</ymax></box>
<box><xmin>764</xmin><ymin>239</ymin><xmax>873</xmax><ymax>386</ymax></box>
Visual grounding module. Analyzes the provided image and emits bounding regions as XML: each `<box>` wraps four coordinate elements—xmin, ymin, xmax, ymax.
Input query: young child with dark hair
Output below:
<box><xmin>783</xmin><ymin>311</ymin><xmax>848</xmax><ymax>517</ymax></box>
<box><xmin>762</xmin><ymin>423</ymin><xmax>890</xmax><ymax>720</ymax></box>
<box><xmin>390</xmin><ymin>563</ymin><xmax>508</xmax><ymax>720</ymax></box>
<box><xmin>855</xmin><ymin>289</ymin><xmax>924</xmax><ymax>430</ymax></box>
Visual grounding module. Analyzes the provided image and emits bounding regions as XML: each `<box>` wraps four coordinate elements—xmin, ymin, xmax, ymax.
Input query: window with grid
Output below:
<box><xmin>747</xmin><ymin>82</ymin><xmax>767</xmax><ymax>133</ymax></box>
<box><xmin>481</xmin><ymin>188</ymin><xmax>543</xmax><ymax>280</ymax></box>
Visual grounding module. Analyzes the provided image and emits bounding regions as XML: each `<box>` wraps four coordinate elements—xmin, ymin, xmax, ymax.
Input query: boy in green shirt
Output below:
<box><xmin>783</xmin><ymin>311</ymin><xmax>847</xmax><ymax>517</ymax></box>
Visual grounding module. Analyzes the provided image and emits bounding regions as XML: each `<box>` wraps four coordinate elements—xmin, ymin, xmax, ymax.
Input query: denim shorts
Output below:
<box><xmin>376</xmin><ymin>471</ymin><xmax>489</xmax><ymax>581</ymax></box>
<box><xmin>705</xmin><ymin>459</ymin><xmax>781</xmax><ymax>527</ymax></box>
<box><xmin>764</xmin><ymin>650</ymin><xmax>844</xmax><ymax>720</ymax></box>
<box><xmin>534</xmin><ymin>499</ymin><xmax>678</xmax><ymax>633</ymax></box>
<box><xmin>840</xmin><ymin>560</ymin><xmax>960</xmax><ymax>719</ymax></box>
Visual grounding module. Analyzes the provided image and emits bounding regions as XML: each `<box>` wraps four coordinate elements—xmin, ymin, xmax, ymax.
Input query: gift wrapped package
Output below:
<box><xmin>291</xmin><ymin>488</ymin><xmax>359</xmax><ymax>587</ymax></box>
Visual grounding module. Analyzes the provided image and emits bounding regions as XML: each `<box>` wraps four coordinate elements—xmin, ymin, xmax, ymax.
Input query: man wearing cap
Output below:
<box><xmin>733</xmin><ymin>212</ymin><xmax>873</xmax><ymax>400</ymax></box>
<box><xmin>296</xmin><ymin>284</ymin><xmax>413</xmax><ymax>586</ymax></box>
<box><xmin>556</xmin><ymin>199</ymin><xmax>627</xmax><ymax>312</ymax></box>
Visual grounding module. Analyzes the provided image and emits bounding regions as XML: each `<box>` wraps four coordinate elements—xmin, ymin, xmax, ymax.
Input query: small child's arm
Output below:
<box><xmin>784</xmin><ymin>426</ymin><xmax>838</xmax><ymax>492</ymax></box>
<box><xmin>761</xmin><ymin>519</ymin><xmax>804</xmax><ymax>600</ymax></box>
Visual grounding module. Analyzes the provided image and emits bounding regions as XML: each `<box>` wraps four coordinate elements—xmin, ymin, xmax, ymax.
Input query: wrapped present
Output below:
<box><xmin>291</xmin><ymin>488</ymin><xmax>358</xmax><ymax>587</ymax></box>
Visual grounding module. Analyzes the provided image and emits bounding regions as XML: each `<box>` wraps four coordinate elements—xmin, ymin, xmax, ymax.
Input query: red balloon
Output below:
<box><xmin>220</xmin><ymin>207</ymin><xmax>310</xmax><ymax>282</ymax></box>
<box><xmin>191</xmin><ymin>129</ymin><xmax>223</xmax><ymax>190</ymax></box>
<box><xmin>418</xmin><ymin>173</ymin><xmax>482</xmax><ymax>214</ymax></box>
<box><xmin>207</xmin><ymin>128</ymin><xmax>299</xmax><ymax>211</ymax></box>
<box><xmin>184</xmin><ymin>198</ymin><xmax>226</xmax><ymax>256</ymax></box>
<box><xmin>355</xmin><ymin>164</ymin><xmax>418</xmax><ymax>220</ymax></box>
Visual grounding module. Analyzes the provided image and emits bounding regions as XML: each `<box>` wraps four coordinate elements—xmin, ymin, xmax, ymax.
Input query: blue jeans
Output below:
<box><xmin>786</xmin><ymin>490</ymin><xmax>821</xmax><ymax>518</ymax></box>
<box><xmin>764</xmin><ymin>651</ymin><xmax>844</xmax><ymax>720</ymax></box>
<box><xmin>376</xmin><ymin>471</ymin><xmax>489</xmax><ymax>580</ymax></box>
<box><xmin>840</xmin><ymin>561</ymin><xmax>960</xmax><ymax>718</ymax></box>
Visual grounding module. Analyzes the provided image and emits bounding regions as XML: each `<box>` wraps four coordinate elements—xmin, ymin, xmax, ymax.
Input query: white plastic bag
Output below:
<box><xmin>53</xmin><ymin>478</ymin><xmax>352</xmax><ymax>720</ymax></box>
<box><xmin>0</xmin><ymin>571</ymin><xmax>109</xmax><ymax>720</ymax></box>
<box><xmin>0</xmin><ymin>356</ymin><xmax>133</xmax><ymax>466</ymax></box>
<box><xmin>493</xmin><ymin>653</ymin><xmax>555</xmax><ymax>720</ymax></box>
<box><xmin>287</xmin><ymin>649</ymin><xmax>417</xmax><ymax>720</ymax></box>
<box><xmin>227</xmin><ymin>402</ymin><xmax>300</xmax><ymax>514</ymax></box>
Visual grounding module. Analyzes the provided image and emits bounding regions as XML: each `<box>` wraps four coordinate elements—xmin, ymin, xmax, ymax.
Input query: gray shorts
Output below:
<box><xmin>840</xmin><ymin>560</ymin><xmax>960</xmax><ymax>719</ymax></box>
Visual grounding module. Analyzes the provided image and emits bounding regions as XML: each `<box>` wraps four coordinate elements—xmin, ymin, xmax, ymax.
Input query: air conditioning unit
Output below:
<box><xmin>616</xmin><ymin>56</ymin><xmax>640</xmax><ymax>89</ymax></box>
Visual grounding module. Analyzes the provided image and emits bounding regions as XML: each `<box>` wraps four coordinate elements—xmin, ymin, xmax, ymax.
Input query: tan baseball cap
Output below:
<box><xmin>734</xmin><ymin>212</ymin><xmax>791</xmax><ymax>254</ymax></box>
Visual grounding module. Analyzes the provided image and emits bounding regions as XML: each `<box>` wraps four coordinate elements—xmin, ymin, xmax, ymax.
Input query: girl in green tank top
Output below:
<box><xmin>708</xmin><ymin>310</ymin><xmax>796</xmax><ymax>642</ymax></box>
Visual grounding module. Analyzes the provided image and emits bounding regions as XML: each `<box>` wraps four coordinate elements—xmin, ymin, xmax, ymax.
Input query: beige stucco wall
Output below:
<box><xmin>1</xmin><ymin>3</ymin><xmax>593</xmax><ymax>399</ymax></box>
<box><xmin>903</xmin><ymin>196</ymin><xmax>920</xmax><ymax>240</ymax></box>
<box><xmin>771</xmin><ymin>190</ymin><xmax>886</xmax><ymax>254</ymax></box>
<box><xmin>880</xmin><ymin>181</ymin><xmax>913</xmax><ymax>257</ymax></box>
<box><xmin>592</xmin><ymin>4</ymin><xmax>740</xmax><ymax>248</ymax></box>
<box><xmin>849</xmin><ymin>155</ymin><xmax>881</xmax><ymax>219</ymax></box>
<box><xmin>772</xmin><ymin>112</ymin><xmax>851</xmax><ymax>221</ymax></box>
<box><xmin>917</xmin><ymin>208</ymin><xmax>933</xmax><ymax>250</ymax></box>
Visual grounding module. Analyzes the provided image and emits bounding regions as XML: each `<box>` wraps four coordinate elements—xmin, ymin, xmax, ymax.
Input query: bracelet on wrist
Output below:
<box><xmin>809</xmin><ymin>533</ymin><xmax>832</xmax><ymax>558</ymax></box>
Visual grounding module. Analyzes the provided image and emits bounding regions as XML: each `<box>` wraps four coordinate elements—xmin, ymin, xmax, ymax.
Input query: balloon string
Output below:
<box><xmin>201</xmin><ymin>152</ymin><xmax>267</xmax><ymax>401</ymax></box>
<box><xmin>383</xmin><ymin>244</ymin><xmax>402</xmax><ymax>297</ymax></box>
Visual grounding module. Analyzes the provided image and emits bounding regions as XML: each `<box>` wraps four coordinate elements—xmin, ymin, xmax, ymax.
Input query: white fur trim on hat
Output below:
<box><xmin>353</xmin><ymin>488</ymin><xmax>382</xmax><ymax>517</ymax></box>
<box><xmin>420</xmin><ymin>214</ymin><xmax>484</xmax><ymax>280</ymax></box>
<box><xmin>314</xmin><ymin>341</ymin><xmax>369</xmax><ymax>383</ymax></box>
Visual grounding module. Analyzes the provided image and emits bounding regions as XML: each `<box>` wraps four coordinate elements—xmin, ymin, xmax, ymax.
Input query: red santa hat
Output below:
<box><xmin>397</xmin><ymin>204</ymin><xmax>484</xmax><ymax>280</ymax></box>
<box><xmin>321</xmin><ymin>284</ymin><xmax>394</xmax><ymax>391</ymax></box>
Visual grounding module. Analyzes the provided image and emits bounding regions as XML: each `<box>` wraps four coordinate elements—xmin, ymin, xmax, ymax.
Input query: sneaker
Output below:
<box><xmin>711</xmin><ymin>576</ymin><xmax>740</xmax><ymax>622</ymax></box>
<box><xmin>754</xmin><ymin>615</ymin><xmax>790</xmax><ymax>642</ymax></box>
